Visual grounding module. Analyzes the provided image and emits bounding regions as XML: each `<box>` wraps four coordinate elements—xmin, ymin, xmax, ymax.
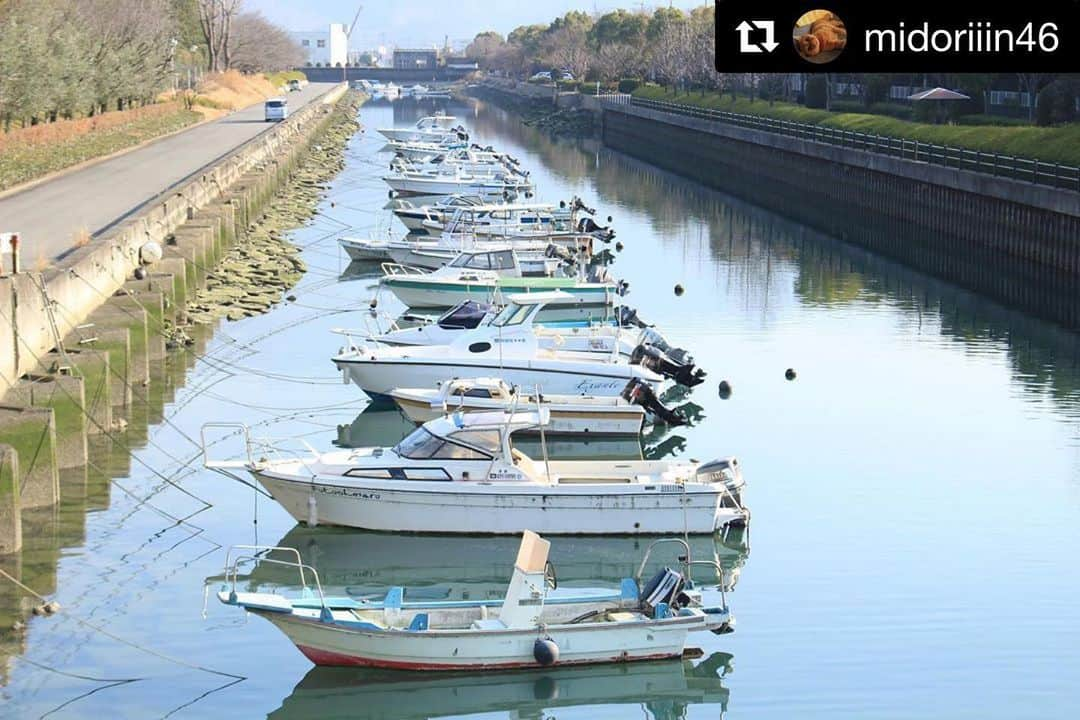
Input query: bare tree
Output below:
<box><xmin>542</xmin><ymin>25</ymin><xmax>590</xmax><ymax>80</ymax></box>
<box><xmin>650</xmin><ymin>18</ymin><xmax>690</xmax><ymax>93</ymax></box>
<box><xmin>197</xmin><ymin>0</ymin><xmax>243</xmax><ymax>72</ymax></box>
<box><xmin>593</xmin><ymin>42</ymin><xmax>640</xmax><ymax>83</ymax></box>
<box><xmin>229</xmin><ymin>11</ymin><xmax>303</xmax><ymax>72</ymax></box>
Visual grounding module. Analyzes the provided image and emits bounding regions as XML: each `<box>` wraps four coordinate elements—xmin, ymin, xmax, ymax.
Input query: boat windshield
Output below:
<box><xmin>393</xmin><ymin>427</ymin><xmax>494</xmax><ymax>460</ymax></box>
<box><xmin>437</xmin><ymin>301</ymin><xmax>491</xmax><ymax>329</ymax></box>
<box><xmin>491</xmin><ymin>302</ymin><xmax>533</xmax><ymax>327</ymax></box>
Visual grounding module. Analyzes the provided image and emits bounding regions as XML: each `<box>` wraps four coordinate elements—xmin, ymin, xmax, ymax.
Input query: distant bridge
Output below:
<box><xmin>298</xmin><ymin>66</ymin><xmax>475</xmax><ymax>84</ymax></box>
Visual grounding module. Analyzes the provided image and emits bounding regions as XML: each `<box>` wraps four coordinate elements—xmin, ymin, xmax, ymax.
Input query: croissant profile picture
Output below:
<box><xmin>793</xmin><ymin>9</ymin><xmax>847</xmax><ymax>63</ymax></box>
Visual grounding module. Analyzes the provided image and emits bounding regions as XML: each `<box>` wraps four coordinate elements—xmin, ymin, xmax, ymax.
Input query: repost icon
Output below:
<box><xmin>736</xmin><ymin>20</ymin><xmax>780</xmax><ymax>53</ymax></box>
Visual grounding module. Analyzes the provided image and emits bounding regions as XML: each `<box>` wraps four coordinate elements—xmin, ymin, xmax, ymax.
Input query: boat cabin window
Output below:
<box><xmin>451</xmin><ymin>386</ymin><xmax>494</xmax><ymax>398</ymax></box>
<box><xmin>394</xmin><ymin>428</ymin><xmax>446</xmax><ymax>459</ymax></box>
<box><xmin>437</xmin><ymin>301</ymin><xmax>490</xmax><ymax>330</ymax></box>
<box><xmin>447</xmin><ymin>430</ymin><xmax>502</xmax><ymax>454</ymax></box>
<box><xmin>491</xmin><ymin>302</ymin><xmax>534</xmax><ymax>327</ymax></box>
<box><xmin>452</xmin><ymin>253</ymin><xmax>491</xmax><ymax>270</ymax></box>
<box><xmin>431</xmin><ymin>441</ymin><xmax>490</xmax><ymax>460</ymax></box>
<box><xmin>489</xmin><ymin>250</ymin><xmax>515</xmax><ymax>270</ymax></box>
<box><xmin>394</xmin><ymin>427</ymin><xmax>496</xmax><ymax>461</ymax></box>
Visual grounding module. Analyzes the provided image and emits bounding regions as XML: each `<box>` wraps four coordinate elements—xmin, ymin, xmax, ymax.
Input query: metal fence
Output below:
<box><xmin>601</xmin><ymin>95</ymin><xmax>1080</xmax><ymax>193</ymax></box>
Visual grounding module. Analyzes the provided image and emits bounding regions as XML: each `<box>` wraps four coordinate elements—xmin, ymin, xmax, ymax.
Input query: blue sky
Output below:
<box><xmin>248</xmin><ymin>0</ymin><xmax>709</xmax><ymax>50</ymax></box>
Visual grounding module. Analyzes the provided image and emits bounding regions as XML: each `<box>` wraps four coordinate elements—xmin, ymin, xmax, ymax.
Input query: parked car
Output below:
<box><xmin>264</xmin><ymin>98</ymin><xmax>288</xmax><ymax>122</ymax></box>
<box><xmin>558</xmin><ymin>71</ymin><xmax>575</xmax><ymax>81</ymax></box>
<box><xmin>529</xmin><ymin>71</ymin><xmax>552</xmax><ymax>82</ymax></box>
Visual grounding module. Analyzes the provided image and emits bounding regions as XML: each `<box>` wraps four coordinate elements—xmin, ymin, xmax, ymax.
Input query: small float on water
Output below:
<box><xmin>214</xmin><ymin>532</ymin><xmax>735</xmax><ymax>669</ymax></box>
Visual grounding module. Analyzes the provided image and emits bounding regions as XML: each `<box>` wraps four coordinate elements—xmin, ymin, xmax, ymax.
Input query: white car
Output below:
<box><xmin>264</xmin><ymin>97</ymin><xmax>288</xmax><ymax>122</ymax></box>
<box><xmin>529</xmin><ymin>71</ymin><xmax>552</xmax><ymax>81</ymax></box>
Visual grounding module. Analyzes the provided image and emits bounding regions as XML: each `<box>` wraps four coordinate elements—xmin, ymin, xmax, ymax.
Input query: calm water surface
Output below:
<box><xmin>2</xmin><ymin>99</ymin><xmax>1079</xmax><ymax>719</ymax></box>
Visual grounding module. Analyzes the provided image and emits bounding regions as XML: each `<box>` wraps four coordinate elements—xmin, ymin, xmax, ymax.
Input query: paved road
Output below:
<box><xmin>0</xmin><ymin>83</ymin><xmax>336</xmax><ymax>261</ymax></box>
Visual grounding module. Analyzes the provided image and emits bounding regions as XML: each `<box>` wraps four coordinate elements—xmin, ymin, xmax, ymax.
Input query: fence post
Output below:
<box><xmin>1033</xmin><ymin>158</ymin><xmax>1038</xmax><ymax>184</ymax></box>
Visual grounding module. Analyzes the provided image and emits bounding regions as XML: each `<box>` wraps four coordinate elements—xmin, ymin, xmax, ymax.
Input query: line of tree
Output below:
<box><xmin>465</xmin><ymin>8</ymin><xmax>1075</xmax><ymax>125</ymax></box>
<box><xmin>0</xmin><ymin>0</ymin><xmax>302</xmax><ymax>131</ymax></box>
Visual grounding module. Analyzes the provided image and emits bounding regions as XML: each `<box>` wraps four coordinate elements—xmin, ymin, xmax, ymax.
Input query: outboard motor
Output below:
<box><xmin>544</xmin><ymin>243</ymin><xmax>577</xmax><ymax>268</ymax></box>
<box><xmin>694</xmin><ymin>458</ymin><xmax>745</xmax><ymax>514</ymax></box>
<box><xmin>621</xmin><ymin>379</ymin><xmax>687</xmax><ymax>425</ymax></box>
<box><xmin>630</xmin><ymin>343</ymin><xmax>707</xmax><ymax>388</ymax></box>
<box><xmin>586</xmin><ymin>265</ymin><xmax>610</xmax><ymax>283</ymax></box>
<box><xmin>618</xmin><ymin>306</ymin><xmax>649</xmax><ymax>329</ymax></box>
<box><xmin>576</xmin><ymin>216</ymin><xmax>615</xmax><ymax>242</ymax></box>
<box><xmin>638</xmin><ymin>327</ymin><xmax>694</xmax><ymax>366</ymax></box>
<box><xmin>639</xmin><ymin>567</ymin><xmax>686</xmax><ymax>617</ymax></box>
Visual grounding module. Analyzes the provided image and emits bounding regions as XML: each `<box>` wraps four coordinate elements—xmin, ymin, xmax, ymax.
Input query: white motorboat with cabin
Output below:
<box><xmin>331</xmin><ymin>294</ymin><xmax>670</xmax><ymax>399</ymax></box>
<box><xmin>204</xmin><ymin>414</ymin><xmax>747</xmax><ymax>534</ymax></box>
<box><xmin>345</xmin><ymin>295</ymin><xmax>706</xmax><ymax>386</ymax></box>
<box><xmin>377</xmin><ymin>251</ymin><xmax>618</xmax><ymax>308</ymax></box>
<box><xmin>384</xmin><ymin>166</ymin><xmax>534</xmax><ymax>200</ymax></box>
<box><xmin>378</xmin><ymin>115</ymin><xmax>463</xmax><ymax>143</ymax></box>
<box><xmin>339</xmin><ymin>226</ymin><xmax>594</xmax><ymax>272</ymax></box>
<box><xmin>389</xmin><ymin>377</ymin><xmax>688</xmax><ymax>433</ymax></box>
<box><xmin>213</xmin><ymin>532</ymin><xmax>736</xmax><ymax>669</ymax></box>
<box><xmin>391</xmin><ymin>194</ymin><xmax>487</xmax><ymax>233</ymax></box>
<box><xmin>385</xmin><ymin>137</ymin><xmax>471</xmax><ymax>162</ymax></box>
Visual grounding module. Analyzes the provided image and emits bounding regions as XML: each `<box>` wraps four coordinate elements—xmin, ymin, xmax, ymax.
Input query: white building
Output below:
<box><xmin>292</xmin><ymin>23</ymin><xmax>348</xmax><ymax>67</ymax></box>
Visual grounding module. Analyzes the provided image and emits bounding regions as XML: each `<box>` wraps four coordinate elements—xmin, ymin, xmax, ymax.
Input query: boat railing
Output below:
<box><xmin>635</xmin><ymin>537</ymin><xmax>731</xmax><ymax>606</ymax></box>
<box><xmin>222</xmin><ymin>544</ymin><xmax>328</xmax><ymax>607</ymax></box>
<box><xmin>201</xmin><ymin>422</ymin><xmax>319</xmax><ymax>475</ymax></box>
<box><xmin>380</xmin><ymin>262</ymin><xmax>429</xmax><ymax>278</ymax></box>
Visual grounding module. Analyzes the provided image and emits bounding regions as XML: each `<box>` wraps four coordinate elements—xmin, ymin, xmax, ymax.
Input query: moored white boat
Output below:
<box><xmin>378</xmin><ymin>252</ymin><xmax>617</xmax><ymax>309</ymax></box>
<box><xmin>203</xmin><ymin>411</ymin><xmax>747</xmax><ymax>534</ymax></box>
<box><xmin>213</xmin><ymin>532</ymin><xmax>736</xmax><ymax>669</ymax></box>
<box><xmin>389</xmin><ymin>377</ymin><xmax>689</xmax><ymax>432</ymax></box>
<box><xmin>384</xmin><ymin>167</ymin><xmax>534</xmax><ymax>199</ymax></box>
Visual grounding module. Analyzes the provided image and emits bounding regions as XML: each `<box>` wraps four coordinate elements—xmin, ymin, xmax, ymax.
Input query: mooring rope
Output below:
<box><xmin>0</xmin><ymin>569</ymin><xmax>246</xmax><ymax>682</ymax></box>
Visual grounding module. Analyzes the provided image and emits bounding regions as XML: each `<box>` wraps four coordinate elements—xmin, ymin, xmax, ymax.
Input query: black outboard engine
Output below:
<box><xmin>638</xmin><ymin>327</ymin><xmax>694</xmax><ymax>366</ymax></box>
<box><xmin>630</xmin><ymin>343</ymin><xmax>707</xmax><ymax>388</ymax></box>
<box><xmin>618</xmin><ymin>306</ymin><xmax>649</xmax><ymax>329</ymax></box>
<box><xmin>639</xmin><ymin>567</ymin><xmax>686</xmax><ymax>616</ymax></box>
<box><xmin>544</xmin><ymin>243</ymin><xmax>576</xmax><ymax>266</ymax></box>
<box><xmin>576</xmin><ymin>216</ymin><xmax>615</xmax><ymax>242</ymax></box>
<box><xmin>621</xmin><ymin>379</ymin><xmax>687</xmax><ymax>425</ymax></box>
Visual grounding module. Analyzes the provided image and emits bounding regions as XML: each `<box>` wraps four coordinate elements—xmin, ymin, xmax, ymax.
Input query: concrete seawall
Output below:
<box><xmin>0</xmin><ymin>83</ymin><xmax>351</xmax><ymax>555</ymax></box>
<box><xmin>595</xmin><ymin>102</ymin><xmax>1080</xmax><ymax>329</ymax></box>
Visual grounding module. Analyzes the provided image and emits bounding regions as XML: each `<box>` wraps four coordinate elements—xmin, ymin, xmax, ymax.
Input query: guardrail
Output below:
<box><xmin>602</xmin><ymin>95</ymin><xmax>1080</xmax><ymax>192</ymax></box>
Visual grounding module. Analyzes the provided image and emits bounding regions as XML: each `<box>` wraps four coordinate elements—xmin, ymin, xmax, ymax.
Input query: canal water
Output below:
<box><xmin>2</xmin><ymin>98</ymin><xmax>1080</xmax><ymax>719</ymax></box>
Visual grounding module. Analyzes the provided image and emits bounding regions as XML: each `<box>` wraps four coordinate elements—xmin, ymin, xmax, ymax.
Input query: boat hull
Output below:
<box><xmin>383</xmin><ymin>279</ymin><xmax>614</xmax><ymax>309</ymax></box>
<box><xmin>252</xmin><ymin>470</ymin><xmax>740</xmax><ymax>534</ymax></box>
<box><xmin>335</xmin><ymin>356</ymin><xmax>658</xmax><ymax>398</ymax></box>
<box><xmin>260</xmin><ymin>611</ymin><xmax>698</xmax><ymax>670</ymax></box>
<box><xmin>392</xmin><ymin>395</ymin><xmax>646</xmax><ymax>435</ymax></box>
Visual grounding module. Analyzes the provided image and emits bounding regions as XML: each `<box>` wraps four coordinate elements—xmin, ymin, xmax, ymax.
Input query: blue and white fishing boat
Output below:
<box><xmin>215</xmin><ymin>533</ymin><xmax>735</xmax><ymax>669</ymax></box>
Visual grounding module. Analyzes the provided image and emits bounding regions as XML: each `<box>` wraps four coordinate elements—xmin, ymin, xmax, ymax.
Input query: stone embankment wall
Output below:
<box><xmin>0</xmin><ymin>84</ymin><xmax>352</xmax><ymax>555</ymax></box>
<box><xmin>598</xmin><ymin>103</ymin><xmax>1080</xmax><ymax>329</ymax></box>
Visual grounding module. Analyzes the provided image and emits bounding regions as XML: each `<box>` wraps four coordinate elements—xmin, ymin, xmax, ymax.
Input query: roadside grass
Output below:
<box><xmin>632</xmin><ymin>85</ymin><xmax>1080</xmax><ymax>166</ymax></box>
<box><xmin>0</xmin><ymin>103</ymin><xmax>201</xmax><ymax>191</ymax></box>
<box><xmin>265</xmin><ymin>70</ymin><xmax>307</xmax><ymax>88</ymax></box>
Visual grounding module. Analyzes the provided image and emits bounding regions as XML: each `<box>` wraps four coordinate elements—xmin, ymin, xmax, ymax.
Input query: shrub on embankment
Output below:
<box><xmin>632</xmin><ymin>85</ymin><xmax>1080</xmax><ymax>167</ymax></box>
<box><xmin>0</xmin><ymin>102</ymin><xmax>201</xmax><ymax>191</ymax></box>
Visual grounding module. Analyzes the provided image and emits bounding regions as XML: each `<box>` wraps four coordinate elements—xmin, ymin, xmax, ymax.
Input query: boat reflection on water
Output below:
<box><xmin>334</xmin><ymin>400</ymin><xmax>699</xmax><ymax>461</ymax></box>
<box><xmin>238</xmin><ymin>523</ymin><xmax>748</xmax><ymax>599</ymax></box>
<box><xmin>268</xmin><ymin>652</ymin><xmax>734</xmax><ymax>720</ymax></box>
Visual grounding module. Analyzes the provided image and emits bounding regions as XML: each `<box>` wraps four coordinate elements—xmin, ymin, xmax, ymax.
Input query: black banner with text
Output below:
<box><xmin>715</xmin><ymin>0</ymin><xmax>1080</xmax><ymax>72</ymax></box>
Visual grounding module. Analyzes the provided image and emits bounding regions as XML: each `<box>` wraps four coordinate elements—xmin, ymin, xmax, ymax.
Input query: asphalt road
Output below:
<box><xmin>0</xmin><ymin>82</ymin><xmax>336</xmax><ymax>261</ymax></box>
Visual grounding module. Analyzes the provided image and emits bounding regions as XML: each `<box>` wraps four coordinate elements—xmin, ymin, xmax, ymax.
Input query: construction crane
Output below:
<box><xmin>343</xmin><ymin>5</ymin><xmax>363</xmax><ymax>84</ymax></box>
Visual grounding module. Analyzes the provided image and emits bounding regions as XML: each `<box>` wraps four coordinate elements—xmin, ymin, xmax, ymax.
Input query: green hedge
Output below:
<box><xmin>631</xmin><ymin>85</ymin><xmax>1080</xmax><ymax>166</ymax></box>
